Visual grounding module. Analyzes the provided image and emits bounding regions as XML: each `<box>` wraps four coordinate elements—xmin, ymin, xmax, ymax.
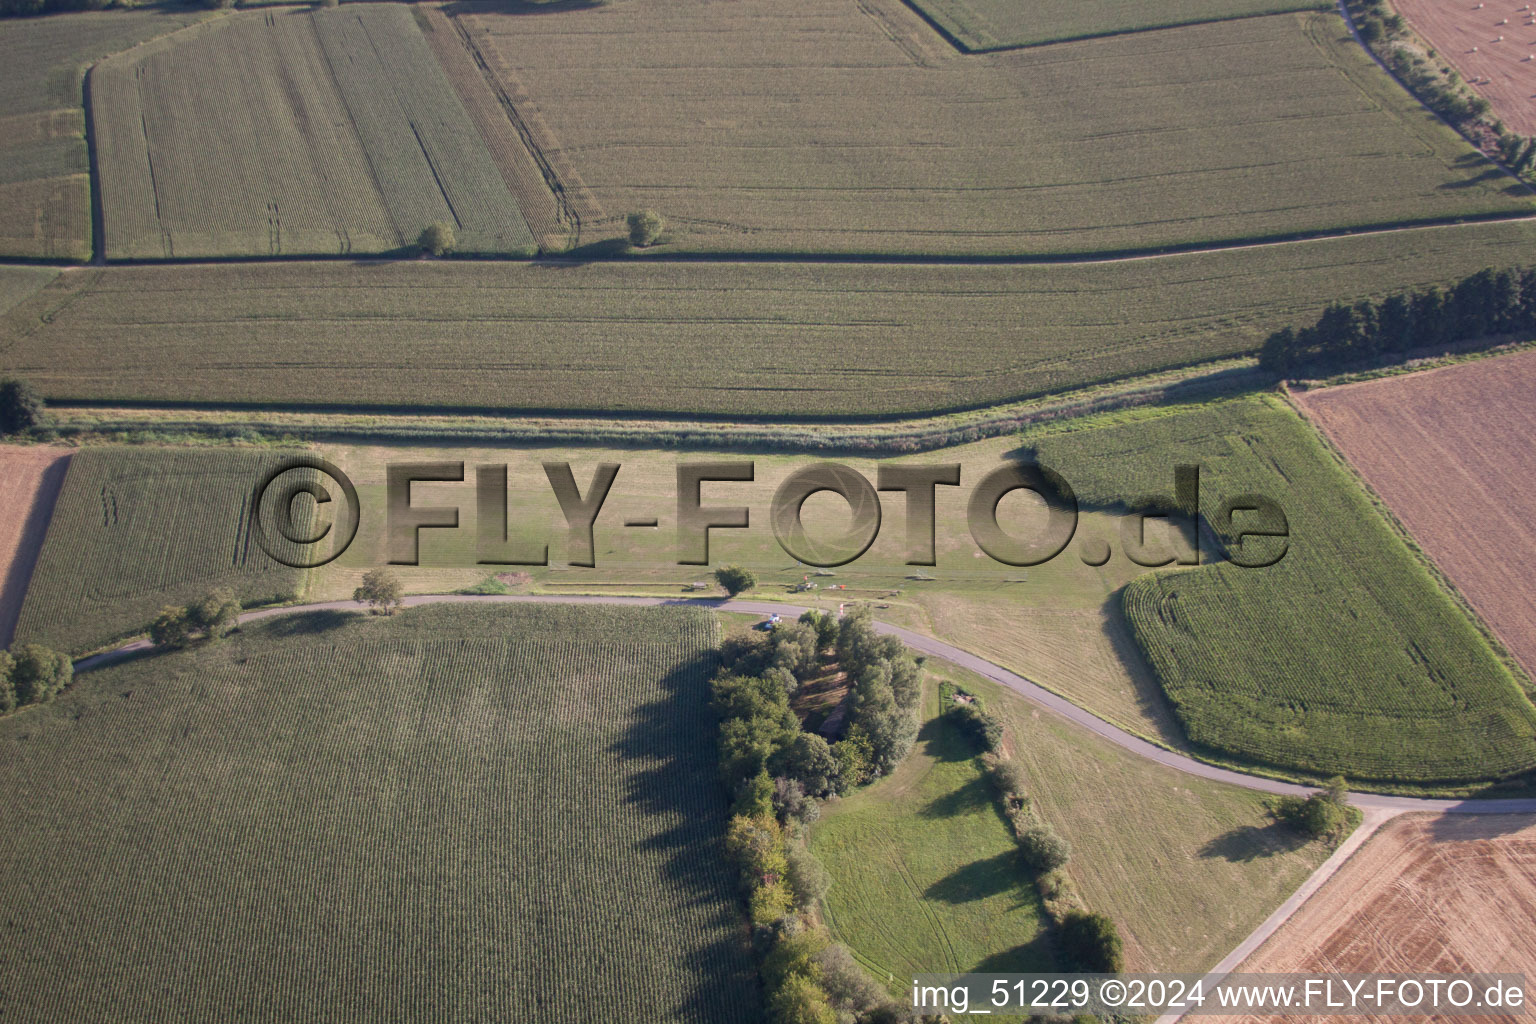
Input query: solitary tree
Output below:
<box><xmin>714</xmin><ymin>565</ymin><xmax>756</xmax><ymax>597</ymax></box>
<box><xmin>419</xmin><ymin>221</ymin><xmax>455</xmax><ymax>257</ymax></box>
<box><xmin>354</xmin><ymin>567</ymin><xmax>405</xmax><ymax>614</ymax></box>
<box><xmin>9</xmin><ymin>643</ymin><xmax>71</xmax><ymax>707</ymax></box>
<box><xmin>0</xmin><ymin>378</ymin><xmax>42</xmax><ymax>436</ymax></box>
<box><xmin>1058</xmin><ymin>911</ymin><xmax>1124</xmax><ymax>973</ymax></box>
<box><xmin>626</xmin><ymin>209</ymin><xmax>664</xmax><ymax>247</ymax></box>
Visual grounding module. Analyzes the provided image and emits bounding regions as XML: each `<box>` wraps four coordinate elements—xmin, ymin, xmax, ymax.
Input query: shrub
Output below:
<box><xmin>0</xmin><ymin>378</ymin><xmax>42</xmax><ymax>437</ymax></box>
<box><xmin>737</xmin><ymin>770</ymin><xmax>776</xmax><ymax>819</ymax></box>
<box><xmin>784</xmin><ymin>843</ymin><xmax>830</xmax><ymax>911</ymax></box>
<box><xmin>750</xmin><ymin>880</ymin><xmax>795</xmax><ymax>927</ymax></box>
<box><xmin>950</xmin><ymin>700</ymin><xmax>1003</xmax><ymax>751</ymax></box>
<box><xmin>419</xmin><ymin>221</ymin><xmax>455</xmax><ymax>257</ymax></box>
<box><xmin>1276</xmin><ymin>782</ymin><xmax>1348</xmax><ymax>838</ymax></box>
<box><xmin>986</xmin><ymin>755</ymin><xmax>1029</xmax><ymax>800</ymax></box>
<box><xmin>353</xmin><ymin>568</ymin><xmax>405</xmax><ymax>614</ymax></box>
<box><xmin>0</xmin><ymin>650</ymin><xmax>14</xmax><ymax>714</ymax></box>
<box><xmin>1016</xmin><ymin>818</ymin><xmax>1072</xmax><ymax>872</ymax></box>
<box><xmin>714</xmin><ymin>565</ymin><xmax>756</xmax><ymax>597</ymax></box>
<box><xmin>1058</xmin><ymin>910</ymin><xmax>1124</xmax><ymax>973</ymax></box>
<box><xmin>149</xmin><ymin>606</ymin><xmax>192</xmax><ymax>648</ymax></box>
<box><xmin>626</xmin><ymin>209</ymin><xmax>665</xmax><ymax>247</ymax></box>
<box><xmin>187</xmin><ymin>587</ymin><xmax>241</xmax><ymax>641</ymax></box>
<box><xmin>772</xmin><ymin>777</ymin><xmax>821</xmax><ymax>828</ymax></box>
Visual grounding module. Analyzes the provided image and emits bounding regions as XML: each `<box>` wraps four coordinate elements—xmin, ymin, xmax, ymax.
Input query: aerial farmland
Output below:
<box><xmin>0</xmin><ymin>0</ymin><xmax>1534</xmax><ymax>1019</ymax></box>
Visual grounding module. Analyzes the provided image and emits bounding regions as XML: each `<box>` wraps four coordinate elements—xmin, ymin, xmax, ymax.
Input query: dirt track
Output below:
<box><xmin>1209</xmin><ymin>812</ymin><xmax>1536</xmax><ymax>1023</ymax></box>
<box><xmin>1393</xmin><ymin>0</ymin><xmax>1536</xmax><ymax>135</ymax></box>
<box><xmin>1296</xmin><ymin>350</ymin><xmax>1536</xmax><ymax>683</ymax></box>
<box><xmin>0</xmin><ymin>447</ymin><xmax>69</xmax><ymax>647</ymax></box>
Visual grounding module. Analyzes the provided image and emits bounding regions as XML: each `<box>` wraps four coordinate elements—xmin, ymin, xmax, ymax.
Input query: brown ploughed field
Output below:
<box><xmin>1210</xmin><ymin>812</ymin><xmax>1536</xmax><ymax>1024</ymax></box>
<box><xmin>1392</xmin><ymin>0</ymin><xmax>1536</xmax><ymax>134</ymax></box>
<box><xmin>1295</xmin><ymin>349</ymin><xmax>1536</xmax><ymax>683</ymax></box>
<box><xmin>0</xmin><ymin>447</ymin><xmax>70</xmax><ymax>647</ymax></box>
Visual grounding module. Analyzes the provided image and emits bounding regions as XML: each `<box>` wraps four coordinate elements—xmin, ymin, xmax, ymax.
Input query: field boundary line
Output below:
<box><xmin>70</xmin><ymin>593</ymin><xmax>1536</xmax><ymax>814</ymax></box>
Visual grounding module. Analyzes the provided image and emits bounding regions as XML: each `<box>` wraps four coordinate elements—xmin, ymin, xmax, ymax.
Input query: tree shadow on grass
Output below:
<box><xmin>919</xmin><ymin>773</ymin><xmax>995</xmax><ymax>820</ymax></box>
<box><xmin>923</xmin><ymin>848</ymin><xmax>1029</xmax><ymax>905</ymax></box>
<box><xmin>973</xmin><ymin>931</ymin><xmax>1059</xmax><ymax>974</ymax></box>
<box><xmin>1199</xmin><ymin>821</ymin><xmax>1310</xmax><ymax>863</ymax></box>
<box><xmin>918</xmin><ymin>713</ymin><xmax>981</xmax><ymax>765</ymax></box>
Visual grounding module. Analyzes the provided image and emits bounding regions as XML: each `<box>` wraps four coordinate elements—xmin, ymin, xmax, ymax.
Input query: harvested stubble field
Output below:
<box><xmin>1021</xmin><ymin>396</ymin><xmax>1536</xmax><ymax>784</ymax></box>
<box><xmin>0</xmin><ymin>603</ymin><xmax>759</xmax><ymax>1024</ymax></box>
<box><xmin>0</xmin><ymin>446</ymin><xmax>70</xmax><ymax>648</ymax></box>
<box><xmin>14</xmin><ymin>447</ymin><xmax>313</xmax><ymax>654</ymax></box>
<box><xmin>907</xmin><ymin>0</ymin><xmax>1326</xmax><ymax>50</ymax></box>
<box><xmin>458</xmin><ymin>0</ymin><xmax>1530</xmax><ymax>256</ymax></box>
<box><xmin>4</xmin><ymin>220</ymin><xmax>1536</xmax><ymax>417</ymax></box>
<box><xmin>1392</xmin><ymin>0</ymin><xmax>1536</xmax><ymax>135</ymax></box>
<box><xmin>1296</xmin><ymin>350</ymin><xmax>1536</xmax><ymax>686</ymax></box>
<box><xmin>1209</xmin><ymin>812</ymin><xmax>1536</xmax><ymax>1024</ymax></box>
<box><xmin>91</xmin><ymin>6</ymin><xmax>535</xmax><ymax>259</ymax></box>
<box><xmin>0</xmin><ymin>8</ymin><xmax>211</xmax><ymax>260</ymax></box>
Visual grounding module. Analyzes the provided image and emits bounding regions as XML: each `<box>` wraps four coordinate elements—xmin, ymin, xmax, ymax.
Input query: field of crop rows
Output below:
<box><xmin>14</xmin><ymin>447</ymin><xmax>313</xmax><ymax>654</ymax></box>
<box><xmin>908</xmin><ymin>0</ymin><xmax>1326</xmax><ymax>49</ymax></box>
<box><xmin>90</xmin><ymin>6</ymin><xmax>534</xmax><ymax>259</ymax></box>
<box><xmin>3</xmin><ymin>220</ymin><xmax>1533</xmax><ymax>418</ymax></box>
<box><xmin>1021</xmin><ymin>397</ymin><xmax>1536</xmax><ymax>784</ymax></box>
<box><xmin>0</xmin><ymin>9</ymin><xmax>210</xmax><ymax>260</ymax></box>
<box><xmin>461</xmin><ymin>0</ymin><xmax>1530</xmax><ymax>256</ymax></box>
<box><xmin>0</xmin><ymin>603</ymin><xmax>758</xmax><ymax>1023</ymax></box>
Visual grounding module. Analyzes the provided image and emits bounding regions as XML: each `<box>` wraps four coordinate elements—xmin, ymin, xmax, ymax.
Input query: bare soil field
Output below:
<box><xmin>1296</xmin><ymin>350</ymin><xmax>1536</xmax><ymax>684</ymax></box>
<box><xmin>1392</xmin><ymin>0</ymin><xmax>1536</xmax><ymax>135</ymax></box>
<box><xmin>0</xmin><ymin>447</ymin><xmax>70</xmax><ymax>647</ymax></box>
<box><xmin>455</xmin><ymin>0</ymin><xmax>1529</xmax><ymax>255</ymax></box>
<box><xmin>1211</xmin><ymin>812</ymin><xmax>1536</xmax><ymax>1024</ymax></box>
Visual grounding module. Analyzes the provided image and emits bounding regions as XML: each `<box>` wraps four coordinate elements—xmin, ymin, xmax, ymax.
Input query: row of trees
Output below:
<box><xmin>982</xmin><ymin>754</ymin><xmax>1124</xmax><ymax>975</ymax></box>
<box><xmin>1259</xmin><ymin>266</ymin><xmax>1536</xmax><ymax>375</ymax></box>
<box><xmin>0</xmin><ymin>643</ymin><xmax>72</xmax><ymax>715</ymax></box>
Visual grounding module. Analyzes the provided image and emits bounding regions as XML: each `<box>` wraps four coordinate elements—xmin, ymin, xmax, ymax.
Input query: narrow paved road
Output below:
<box><xmin>76</xmin><ymin>592</ymin><xmax>1536</xmax><ymax>816</ymax></box>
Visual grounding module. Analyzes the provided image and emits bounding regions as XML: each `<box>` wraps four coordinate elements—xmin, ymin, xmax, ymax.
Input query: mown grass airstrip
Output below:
<box><xmin>907</xmin><ymin>0</ymin><xmax>1327</xmax><ymax>50</ymax></box>
<box><xmin>3</xmin><ymin>220</ymin><xmax>1533</xmax><ymax>417</ymax></box>
<box><xmin>0</xmin><ymin>7</ymin><xmax>212</xmax><ymax>260</ymax></box>
<box><xmin>0</xmin><ymin>603</ymin><xmax>758</xmax><ymax>1024</ymax></box>
<box><xmin>462</xmin><ymin>0</ymin><xmax>1530</xmax><ymax>255</ymax></box>
<box><xmin>91</xmin><ymin>6</ymin><xmax>535</xmax><ymax>258</ymax></box>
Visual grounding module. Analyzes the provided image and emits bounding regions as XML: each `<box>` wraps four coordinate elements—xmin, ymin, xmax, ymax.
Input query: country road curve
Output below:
<box><xmin>72</xmin><ymin>592</ymin><xmax>1536</xmax><ymax>816</ymax></box>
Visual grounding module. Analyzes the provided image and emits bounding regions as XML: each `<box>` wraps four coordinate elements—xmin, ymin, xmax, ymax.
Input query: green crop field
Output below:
<box><xmin>0</xmin><ymin>8</ymin><xmax>212</xmax><ymax>260</ymax></box>
<box><xmin>1020</xmin><ymin>397</ymin><xmax>1536</xmax><ymax>784</ymax></box>
<box><xmin>811</xmin><ymin>681</ymin><xmax>1057</xmax><ymax>982</ymax></box>
<box><xmin>90</xmin><ymin>6</ymin><xmax>534</xmax><ymax>259</ymax></box>
<box><xmin>460</xmin><ymin>0</ymin><xmax>1530</xmax><ymax>256</ymax></box>
<box><xmin>907</xmin><ymin>0</ymin><xmax>1326</xmax><ymax>50</ymax></box>
<box><xmin>0</xmin><ymin>265</ymin><xmax>57</xmax><ymax>315</ymax></box>
<box><xmin>0</xmin><ymin>603</ymin><xmax>758</xmax><ymax>1023</ymax></box>
<box><xmin>13</xmin><ymin>447</ymin><xmax>314</xmax><ymax>654</ymax></box>
<box><xmin>4</xmin><ymin>219</ymin><xmax>1534</xmax><ymax>417</ymax></box>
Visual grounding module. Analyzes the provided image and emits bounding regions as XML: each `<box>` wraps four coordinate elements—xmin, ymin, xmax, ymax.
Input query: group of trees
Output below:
<box><xmin>1275</xmin><ymin>776</ymin><xmax>1352</xmax><ymax>839</ymax></box>
<box><xmin>982</xmin><ymin>754</ymin><xmax>1125</xmax><ymax>975</ymax></box>
<box><xmin>0</xmin><ymin>643</ymin><xmax>72</xmax><ymax>715</ymax></box>
<box><xmin>714</xmin><ymin>605</ymin><xmax>931</xmax><ymax>1023</ymax></box>
<box><xmin>1259</xmin><ymin>266</ymin><xmax>1536</xmax><ymax>376</ymax></box>
<box><xmin>149</xmin><ymin>588</ymin><xmax>242</xmax><ymax>648</ymax></box>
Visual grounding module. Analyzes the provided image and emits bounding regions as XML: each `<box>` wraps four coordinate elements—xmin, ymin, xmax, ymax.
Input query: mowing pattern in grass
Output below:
<box><xmin>908</xmin><ymin>0</ymin><xmax>1326</xmax><ymax>50</ymax></box>
<box><xmin>1021</xmin><ymin>397</ymin><xmax>1536</xmax><ymax>783</ymax></box>
<box><xmin>811</xmin><ymin>685</ymin><xmax>1055</xmax><ymax>981</ymax></box>
<box><xmin>465</xmin><ymin>0</ymin><xmax>1530</xmax><ymax>255</ymax></box>
<box><xmin>4</xmin><ymin>220</ymin><xmax>1536</xmax><ymax>417</ymax></box>
<box><xmin>0</xmin><ymin>9</ymin><xmax>211</xmax><ymax>260</ymax></box>
<box><xmin>14</xmin><ymin>447</ymin><xmax>312</xmax><ymax>654</ymax></box>
<box><xmin>0</xmin><ymin>603</ymin><xmax>758</xmax><ymax>1023</ymax></box>
<box><xmin>91</xmin><ymin>7</ymin><xmax>534</xmax><ymax>259</ymax></box>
